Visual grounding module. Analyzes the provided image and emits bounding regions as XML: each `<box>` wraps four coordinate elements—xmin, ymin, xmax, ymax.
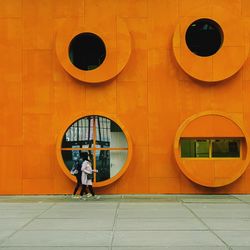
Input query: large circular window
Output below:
<box><xmin>174</xmin><ymin>111</ymin><xmax>250</xmax><ymax>187</ymax></box>
<box><xmin>57</xmin><ymin>115</ymin><xmax>132</xmax><ymax>187</ymax></box>
<box><xmin>185</xmin><ymin>18</ymin><xmax>223</xmax><ymax>57</ymax></box>
<box><xmin>68</xmin><ymin>33</ymin><xmax>106</xmax><ymax>71</ymax></box>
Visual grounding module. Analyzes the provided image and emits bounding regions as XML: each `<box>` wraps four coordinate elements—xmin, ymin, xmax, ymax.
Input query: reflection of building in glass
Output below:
<box><xmin>61</xmin><ymin>116</ymin><xmax>128</xmax><ymax>183</ymax></box>
<box><xmin>64</xmin><ymin>116</ymin><xmax>94</xmax><ymax>147</ymax></box>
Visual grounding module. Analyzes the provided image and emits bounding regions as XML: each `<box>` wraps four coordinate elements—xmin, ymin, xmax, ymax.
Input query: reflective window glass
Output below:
<box><xmin>69</xmin><ymin>32</ymin><xmax>106</xmax><ymax>70</ymax></box>
<box><xmin>61</xmin><ymin>116</ymin><xmax>128</xmax><ymax>182</ymax></box>
<box><xmin>185</xmin><ymin>18</ymin><xmax>223</xmax><ymax>57</ymax></box>
<box><xmin>181</xmin><ymin>138</ymin><xmax>241</xmax><ymax>158</ymax></box>
<box><xmin>181</xmin><ymin>139</ymin><xmax>209</xmax><ymax>158</ymax></box>
<box><xmin>212</xmin><ymin>139</ymin><xmax>240</xmax><ymax>158</ymax></box>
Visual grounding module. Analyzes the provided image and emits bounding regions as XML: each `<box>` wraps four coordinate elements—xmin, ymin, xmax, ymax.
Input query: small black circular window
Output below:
<box><xmin>68</xmin><ymin>33</ymin><xmax>106</xmax><ymax>70</ymax></box>
<box><xmin>185</xmin><ymin>19</ymin><xmax>223</xmax><ymax>57</ymax></box>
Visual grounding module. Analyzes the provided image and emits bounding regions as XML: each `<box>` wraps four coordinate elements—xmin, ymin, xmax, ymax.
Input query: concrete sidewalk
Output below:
<box><xmin>0</xmin><ymin>195</ymin><xmax>250</xmax><ymax>249</ymax></box>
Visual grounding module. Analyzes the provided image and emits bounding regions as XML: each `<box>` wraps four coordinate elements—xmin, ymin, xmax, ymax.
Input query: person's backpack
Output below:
<box><xmin>70</xmin><ymin>161</ymin><xmax>79</xmax><ymax>175</ymax></box>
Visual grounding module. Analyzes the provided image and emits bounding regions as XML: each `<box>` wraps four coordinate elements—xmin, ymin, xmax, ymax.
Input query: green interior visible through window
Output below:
<box><xmin>181</xmin><ymin>138</ymin><xmax>241</xmax><ymax>158</ymax></box>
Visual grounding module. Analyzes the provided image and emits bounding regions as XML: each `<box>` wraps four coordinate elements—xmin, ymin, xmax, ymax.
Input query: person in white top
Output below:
<box><xmin>80</xmin><ymin>152</ymin><xmax>99</xmax><ymax>199</ymax></box>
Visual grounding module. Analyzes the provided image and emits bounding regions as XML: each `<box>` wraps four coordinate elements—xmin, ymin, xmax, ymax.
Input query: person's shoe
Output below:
<box><xmin>94</xmin><ymin>195</ymin><xmax>100</xmax><ymax>200</ymax></box>
<box><xmin>86</xmin><ymin>193</ymin><xmax>92</xmax><ymax>198</ymax></box>
<box><xmin>80</xmin><ymin>196</ymin><xmax>86</xmax><ymax>200</ymax></box>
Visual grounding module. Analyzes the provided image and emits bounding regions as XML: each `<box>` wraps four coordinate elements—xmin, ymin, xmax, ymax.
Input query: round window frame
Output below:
<box><xmin>56</xmin><ymin>18</ymin><xmax>131</xmax><ymax>83</ymax></box>
<box><xmin>174</xmin><ymin>111</ymin><xmax>250</xmax><ymax>187</ymax></box>
<box><xmin>56</xmin><ymin>112</ymin><xmax>133</xmax><ymax>187</ymax></box>
<box><xmin>172</xmin><ymin>6</ymin><xmax>249</xmax><ymax>82</ymax></box>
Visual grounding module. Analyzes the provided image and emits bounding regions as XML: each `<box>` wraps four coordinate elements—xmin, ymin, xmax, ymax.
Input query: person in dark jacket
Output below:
<box><xmin>72</xmin><ymin>158</ymin><xmax>85</xmax><ymax>198</ymax></box>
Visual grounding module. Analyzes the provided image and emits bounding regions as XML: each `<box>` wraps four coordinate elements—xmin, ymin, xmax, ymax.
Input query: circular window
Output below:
<box><xmin>174</xmin><ymin>112</ymin><xmax>250</xmax><ymax>187</ymax></box>
<box><xmin>172</xmin><ymin>7</ymin><xmax>249</xmax><ymax>82</ymax></box>
<box><xmin>57</xmin><ymin>115</ymin><xmax>132</xmax><ymax>187</ymax></box>
<box><xmin>185</xmin><ymin>18</ymin><xmax>223</xmax><ymax>57</ymax></box>
<box><xmin>56</xmin><ymin>18</ymin><xmax>131</xmax><ymax>83</ymax></box>
<box><xmin>68</xmin><ymin>33</ymin><xmax>106</xmax><ymax>71</ymax></box>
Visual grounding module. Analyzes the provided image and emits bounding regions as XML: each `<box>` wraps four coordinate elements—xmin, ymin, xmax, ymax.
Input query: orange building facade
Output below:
<box><xmin>1</xmin><ymin>0</ymin><xmax>250</xmax><ymax>195</ymax></box>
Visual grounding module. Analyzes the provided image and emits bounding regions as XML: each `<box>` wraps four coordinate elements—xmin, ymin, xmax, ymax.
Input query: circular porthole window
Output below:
<box><xmin>68</xmin><ymin>32</ymin><xmax>106</xmax><ymax>71</ymax></box>
<box><xmin>185</xmin><ymin>18</ymin><xmax>223</xmax><ymax>57</ymax></box>
<box><xmin>56</xmin><ymin>18</ymin><xmax>131</xmax><ymax>83</ymax></box>
<box><xmin>57</xmin><ymin>115</ymin><xmax>132</xmax><ymax>187</ymax></box>
<box><xmin>174</xmin><ymin>112</ymin><xmax>250</xmax><ymax>187</ymax></box>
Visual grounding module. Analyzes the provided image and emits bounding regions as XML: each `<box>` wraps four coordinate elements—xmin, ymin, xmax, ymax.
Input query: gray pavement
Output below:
<box><xmin>0</xmin><ymin>195</ymin><xmax>250</xmax><ymax>249</ymax></box>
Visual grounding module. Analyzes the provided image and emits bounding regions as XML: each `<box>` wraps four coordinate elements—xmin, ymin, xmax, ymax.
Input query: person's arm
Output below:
<box><xmin>82</xmin><ymin>162</ymin><xmax>92</xmax><ymax>174</ymax></box>
<box><xmin>89</xmin><ymin>162</ymin><xmax>98</xmax><ymax>173</ymax></box>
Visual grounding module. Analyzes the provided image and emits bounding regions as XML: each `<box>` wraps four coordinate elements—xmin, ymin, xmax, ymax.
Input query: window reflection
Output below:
<box><xmin>181</xmin><ymin>139</ymin><xmax>209</xmax><ymax>158</ymax></box>
<box><xmin>212</xmin><ymin>139</ymin><xmax>240</xmax><ymax>158</ymax></box>
<box><xmin>96</xmin><ymin>150</ymin><xmax>128</xmax><ymax>181</ymax></box>
<box><xmin>62</xmin><ymin>150</ymin><xmax>91</xmax><ymax>171</ymax></box>
<box><xmin>61</xmin><ymin>115</ymin><xmax>128</xmax><ymax>182</ymax></box>
<box><xmin>63</xmin><ymin>116</ymin><xmax>94</xmax><ymax>148</ymax></box>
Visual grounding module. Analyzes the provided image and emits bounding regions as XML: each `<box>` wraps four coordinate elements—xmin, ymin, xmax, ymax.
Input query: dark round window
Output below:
<box><xmin>185</xmin><ymin>19</ymin><xmax>223</xmax><ymax>57</ymax></box>
<box><xmin>68</xmin><ymin>33</ymin><xmax>106</xmax><ymax>71</ymax></box>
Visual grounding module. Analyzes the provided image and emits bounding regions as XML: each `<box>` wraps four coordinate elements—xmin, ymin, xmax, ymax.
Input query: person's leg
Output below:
<box><xmin>80</xmin><ymin>184</ymin><xmax>87</xmax><ymax>196</ymax></box>
<box><xmin>87</xmin><ymin>185</ymin><xmax>100</xmax><ymax>199</ymax></box>
<box><xmin>73</xmin><ymin>183</ymin><xmax>80</xmax><ymax>195</ymax></box>
<box><xmin>88</xmin><ymin>185</ymin><xmax>95</xmax><ymax>196</ymax></box>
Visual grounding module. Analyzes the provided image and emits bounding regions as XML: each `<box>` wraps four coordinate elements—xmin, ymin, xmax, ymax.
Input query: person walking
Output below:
<box><xmin>72</xmin><ymin>158</ymin><xmax>84</xmax><ymax>198</ymax></box>
<box><xmin>80</xmin><ymin>152</ymin><xmax>100</xmax><ymax>199</ymax></box>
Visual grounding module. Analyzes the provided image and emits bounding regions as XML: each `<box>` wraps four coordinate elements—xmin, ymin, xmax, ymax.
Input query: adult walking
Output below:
<box><xmin>80</xmin><ymin>152</ymin><xmax>100</xmax><ymax>199</ymax></box>
<box><xmin>72</xmin><ymin>158</ymin><xmax>85</xmax><ymax>198</ymax></box>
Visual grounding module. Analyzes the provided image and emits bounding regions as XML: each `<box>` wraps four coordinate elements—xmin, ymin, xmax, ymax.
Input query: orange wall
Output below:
<box><xmin>1</xmin><ymin>0</ymin><xmax>250</xmax><ymax>194</ymax></box>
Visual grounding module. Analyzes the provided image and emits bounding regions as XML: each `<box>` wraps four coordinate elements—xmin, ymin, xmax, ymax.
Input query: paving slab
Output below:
<box><xmin>179</xmin><ymin>194</ymin><xmax>240</xmax><ymax>203</ymax></box>
<box><xmin>112</xmin><ymin>231</ymin><xmax>225</xmax><ymax>247</ymax></box>
<box><xmin>185</xmin><ymin>203</ymin><xmax>250</xmax><ymax>218</ymax></box>
<box><xmin>38</xmin><ymin>208</ymin><xmax>116</xmax><ymax>219</ymax></box>
<box><xmin>112</xmin><ymin>247</ymin><xmax>228</xmax><ymax>250</ymax></box>
<box><xmin>231</xmin><ymin>247</ymin><xmax>250</xmax><ymax>250</ymax></box>
<box><xmin>53</xmin><ymin>202</ymin><xmax>117</xmax><ymax>209</ymax></box>
<box><xmin>0</xmin><ymin>203</ymin><xmax>54</xmax><ymax>210</ymax></box>
<box><xmin>0</xmin><ymin>247</ymin><xmax>109</xmax><ymax>250</ymax></box>
<box><xmin>118</xmin><ymin>203</ymin><xmax>194</xmax><ymax>218</ymax></box>
<box><xmin>115</xmin><ymin>218</ymin><xmax>207</xmax><ymax>230</ymax></box>
<box><xmin>118</xmin><ymin>203</ymin><xmax>185</xmax><ymax>208</ymax></box>
<box><xmin>23</xmin><ymin>218</ymin><xmax>114</xmax><ymax>231</ymax></box>
<box><xmin>233</xmin><ymin>195</ymin><xmax>250</xmax><ymax>203</ymax></box>
<box><xmin>0</xmin><ymin>231</ymin><xmax>16</xmax><ymax>242</ymax></box>
<box><xmin>0</xmin><ymin>210</ymin><xmax>46</xmax><ymax>219</ymax></box>
<box><xmin>0</xmin><ymin>219</ymin><xmax>32</xmax><ymax>230</ymax></box>
<box><xmin>1</xmin><ymin>231</ymin><xmax>113</xmax><ymax>247</ymax></box>
<box><xmin>202</xmin><ymin>218</ymin><xmax>250</xmax><ymax>230</ymax></box>
<box><xmin>214</xmin><ymin>231</ymin><xmax>250</xmax><ymax>246</ymax></box>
